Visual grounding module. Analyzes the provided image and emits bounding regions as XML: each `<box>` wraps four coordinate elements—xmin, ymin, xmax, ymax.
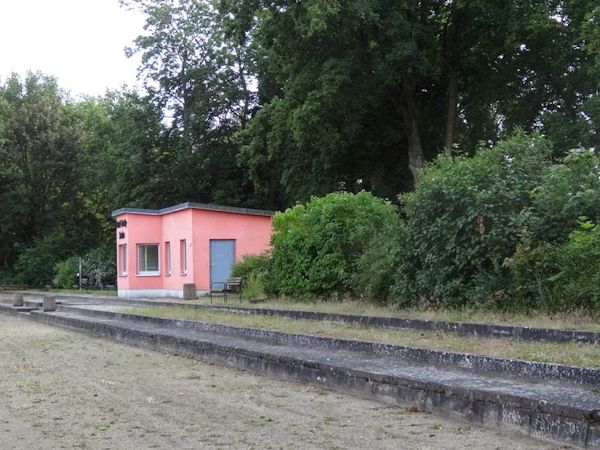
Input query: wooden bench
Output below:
<box><xmin>209</xmin><ymin>277</ymin><xmax>244</xmax><ymax>304</ymax></box>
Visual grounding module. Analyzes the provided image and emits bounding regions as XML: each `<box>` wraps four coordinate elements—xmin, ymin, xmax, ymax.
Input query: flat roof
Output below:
<box><xmin>111</xmin><ymin>202</ymin><xmax>275</xmax><ymax>218</ymax></box>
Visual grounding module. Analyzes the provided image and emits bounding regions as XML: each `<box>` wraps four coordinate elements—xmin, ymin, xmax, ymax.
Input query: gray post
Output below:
<box><xmin>12</xmin><ymin>293</ymin><xmax>24</xmax><ymax>307</ymax></box>
<box><xmin>78</xmin><ymin>258</ymin><xmax>83</xmax><ymax>292</ymax></box>
<box><xmin>43</xmin><ymin>296</ymin><xmax>56</xmax><ymax>312</ymax></box>
<box><xmin>182</xmin><ymin>283</ymin><xmax>196</xmax><ymax>300</ymax></box>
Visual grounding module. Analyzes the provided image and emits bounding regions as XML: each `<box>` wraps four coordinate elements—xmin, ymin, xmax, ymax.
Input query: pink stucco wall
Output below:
<box><xmin>114</xmin><ymin>205</ymin><xmax>272</xmax><ymax>297</ymax></box>
<box><xmin>191</xmin><ymin>209</ymin><xmax>273</xmax><ymax>291</ymax></box>
<box><xmin>161</xmin><ymin>209</ymin><xmax>193</xmax><ymax>291</ymax></box>
<box><xmin>116</xmin><ymin>213</ymin><xmax>164</xmax><ymax>292</ymax></box>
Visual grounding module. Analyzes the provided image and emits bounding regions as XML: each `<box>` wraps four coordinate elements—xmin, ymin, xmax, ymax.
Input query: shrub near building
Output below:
<box><xmin>508</xmin><ymin>150</ymin><xmax>600</xmax><ymax>312</ymax></box>
<box><xmin>270</xmin><ymin>191</ymin><xmax>403</xmax><ymax>300</ymax></box>
<box><xmin>395</xmin><ymin>133</ymin><xmax>553</xmax><ymax>309</ymax></box>
<box><xmin>235</xmin><ymin>134</ymin><xmax>600</xmax><ymax>313</ymax></box>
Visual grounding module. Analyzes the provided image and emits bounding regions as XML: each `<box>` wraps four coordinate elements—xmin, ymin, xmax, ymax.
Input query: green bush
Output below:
<box><xmin>353</xmin><ymin>218</ymin><xmax>406</xmax><ymax>303</ymax></box>
<box><xmin>552</xmin><ymin>220</ymin><xmax>600</xmax><ymax>311</ymax></box>
<box><xmin>506</xmin><ymin>149</ymin><xmax>600</xmax><ymax>311</ymax></box>
<box><xmin>82</xmin><ymin>247</ymin><xmax>116</xmax><ymax>287</ymax></box>
<box><xmin>14</xmin><ymin>231</ymin><xmax>73</xmax><ymax>287</ymax></box>
<box><xmin>529</xmin><ymin>150</ymin><xmax>600</xmax><ymax>244</ymax></box>
<box><xmin>505</xmin><ymin>239</ymin><xmax>559</xmax><ymax>311</ymax></box>
<box><xmin>398</xmin><ymin>133</ymin><xmax>553</xmax><ymax>308</ymax></box>
<box><xmin>53</xmin><ymin>257</ymin><xmax>79</xmax><ymax>288</ymax></box>
<box><xmin>231</xmin><ymin>253</ymin><xmax>271</xmax><ymax>279</ymax></box>
<box><xmin>508</xmin><ymin>219</ymin><xmax>600</xmax><ymax>312</ymax></box>
<box><xmin>242</xmin><ymin>274</ymin><xmax>267</xmax><ymax>300</ymax></box>
<box><xmin>51</xmin><ymin>247</ymin><xmax>115</xmax><ymax>289</ymax></box>
<box><xmin>231</xmin><ymin>253</ymin><xmax>273</xmax><ymax>299</ymax></box>
<box><xmin>270</xmin><ymin>191</ymin><xmax>402</xmax><ymax>299</ymax></box>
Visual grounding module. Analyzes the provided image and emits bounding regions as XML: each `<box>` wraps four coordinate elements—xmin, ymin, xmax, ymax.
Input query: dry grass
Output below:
<box><xmin>198</xmin><ymin>296</ymin><xmax>600</xmax><ymax>332</ymax></box>
<box><xmin>119</xmin><ymin>306</ymin><xmax>600</xmax><ymax>368</ymax></box>
<box><xmin>0</xmin><ymin>315</ymin><xmax>552</xmax><ymax>450</ymax></box>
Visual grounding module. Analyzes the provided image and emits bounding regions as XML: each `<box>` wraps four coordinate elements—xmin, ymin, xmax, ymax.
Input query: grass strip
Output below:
<box><xmin>17</xmin><ymin>290</ymin><xmax>600</xmax><ymax>331</ymax></box>
<box><xmin>119</xmin><ymin>306</ymin><xmax>600</xmax><ymax>368</ymax></box>
<box><xmin>190</xmin><ymin>298</ymin><xmax>600</xmax><ymax>332</ymax></box>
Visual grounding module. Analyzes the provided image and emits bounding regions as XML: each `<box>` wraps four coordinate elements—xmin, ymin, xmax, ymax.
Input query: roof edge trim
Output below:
<box><xmin>111</xmin><ymin>202</ymin><xmax>274</xmax><ymax>218</ymax></box>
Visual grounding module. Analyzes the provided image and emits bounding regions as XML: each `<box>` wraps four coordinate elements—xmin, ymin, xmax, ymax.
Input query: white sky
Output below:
<box><xmin>0</xmin><ymin>0</ymin><xmax>146</xmax><ymax>97</ymax></box>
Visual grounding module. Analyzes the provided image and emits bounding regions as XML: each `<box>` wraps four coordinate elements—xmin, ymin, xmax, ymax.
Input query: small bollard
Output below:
<box><xmin>12</xmin><ymin>293</ymin><xmax>24</xmax><ymax>307</ymax></box>
<box><xmin>43</xmin><ymin>295</ymin><xmax>56</xmax><ymax>312</ymax></box>
<box><xmin>182</xmin><ymin>283</ymin><xmax>196</xmax><ymax>300</ymax></box>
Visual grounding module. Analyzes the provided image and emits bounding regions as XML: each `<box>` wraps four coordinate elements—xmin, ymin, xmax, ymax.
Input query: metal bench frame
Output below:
<box><xmin>209</xmin><ymin>277</ymin><xmax>244</xmax><ymax>304</ymax></box>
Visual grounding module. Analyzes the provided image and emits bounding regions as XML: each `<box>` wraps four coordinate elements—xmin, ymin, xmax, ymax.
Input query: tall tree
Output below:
<box><xmin>122</xmin><ymin>0</ymin><xmax>261</xmax><ymax>207</ymax></box>
<box><xmin>220</xmin><ymin>0</ymin><xmax>600</xmax><ymax>205</ymax></box>
<box><xmin>0</xmin><ymin>72</ymin><xmax>97</xmax><ymax>277</ymax></box>
<box><xmin>76</xmin><ymin>90</ymin><xmax>170</xmax><ymax>214</ymax></box>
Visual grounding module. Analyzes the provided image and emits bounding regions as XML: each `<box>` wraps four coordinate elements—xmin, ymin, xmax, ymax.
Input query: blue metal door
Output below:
<box><xmin>210</xmin><ymin>239</ymin><xmax>235</xmax><ymax>289</ymax></box>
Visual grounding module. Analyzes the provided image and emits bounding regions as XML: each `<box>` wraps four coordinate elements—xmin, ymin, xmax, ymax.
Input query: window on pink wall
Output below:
<box><xmin>180</xmin><ymin>239</ymin><xmax>187</xmax><ymax>275</ymax></box>
<box><xmin>137</xmin><ymin>244</ymin><xmax>160</xmax><ymax>276</ymax></box>
<box><xmin>165</xmin><ymin>241</ymin><xmax>171</xmax><ymax>276</ymax></box>
<box><xmin>119</xmin><ymin>244</ymin><xmax>127</xmax><ymax>276</ymax></box>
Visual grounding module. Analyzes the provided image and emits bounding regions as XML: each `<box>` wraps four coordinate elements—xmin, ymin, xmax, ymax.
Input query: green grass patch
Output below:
<box><xmin>119</xmin><ymin>306</ymin><xmax>600</xmax><ymax>368</ymax></box>
<box><xmin>200</xmin><ymin>296</ymin><xmax>600</xmax><ymax>332</ymax></box>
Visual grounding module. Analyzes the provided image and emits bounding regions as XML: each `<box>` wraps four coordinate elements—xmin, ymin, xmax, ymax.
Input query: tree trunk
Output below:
<box><xmin>401</xmin><ymin>78</ymin><xmax>425</xmax><ymax>183</ymax></box>
<box><xmin>442</xmin><ymin>3</ymin><xmax>465</xmax><ymax>150</ymax></box>
<box><xmin>407</xmin><ymin>117</ymin><xmax>424</xmax><ymax>182</ymax></box>
<box><xmin>444</xmin><ymin>66</ymin><xmax>458</xmax><ymax>149</ymax></box>
<box><xmin>236</xmin><ymin>48</ymin><xmax>250</xmax><ymax>130</ymax></box>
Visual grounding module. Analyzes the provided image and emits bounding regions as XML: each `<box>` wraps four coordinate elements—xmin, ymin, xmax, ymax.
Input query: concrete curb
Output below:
<box><xmin>3</xmin><ymin>296</ymin><xmax>600</xmax><ymax>386</ymax></box>
<box><xmin>1</xmin><ymin>302</ymin><xmax>599</xmax><ymax>447</ymax></box>
<box><xmin>3</xmin><ymin>306</ymin><xmax>597</xmax><ymax>448</ymax></box>
<box><xmin>11</xmin><ymin>290</ymin><xmax>600</xmax><ymax>346</ymax></box>
<box><xmin>57</xmin><ymin>304</ymin><xmax>600</xmax><ymax>388</ymax></box>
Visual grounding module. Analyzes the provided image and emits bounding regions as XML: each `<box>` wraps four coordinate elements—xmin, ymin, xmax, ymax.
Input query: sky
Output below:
<box><xmin>0</xmin><ymin>0</ymin><xmax>146</xmax><ymax>97</ymax></box>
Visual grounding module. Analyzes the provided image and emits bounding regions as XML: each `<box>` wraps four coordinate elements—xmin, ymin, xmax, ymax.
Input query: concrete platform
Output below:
<box><xmin>0</xmin><ymin>301</ymin><xmax>599</xmax><ymax>447</ymax></box>
<box><xmin>5</xmin><ymin>291</ymin><xmax>600</xmax><ymax>345</ymax></box>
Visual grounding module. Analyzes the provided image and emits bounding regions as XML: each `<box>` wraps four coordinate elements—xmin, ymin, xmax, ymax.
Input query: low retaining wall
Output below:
<box><xmin>208</xmin><ymin>305</ymin><xmax>600</xmax><ymax>346</ymax></box>
<box><xmin>11</xmin><ymin>290</ymin><xmax>600</xmax><ymax>346</ymax></box>
<box><xmin>1</xmin><ymin>302</ymin><xmax>599</xmax><ymax>448</ymax></box>
<box><xmin>59</xmin><ymin>304</ymin><xmax>600</xmax><ymax>388</ymax></box>
<box><xmin>16</xmin><ymin>308</ymin><xmax>600</xmax><ymax>447</ymax></box>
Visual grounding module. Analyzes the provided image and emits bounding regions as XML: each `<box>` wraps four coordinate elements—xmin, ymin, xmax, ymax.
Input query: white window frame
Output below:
<box><xmin>165</xmin><ymin>241</ymin><xmax>171</xmax><ymax>276</ymax></box>
<box><xmin>180</xmin><ymin>239</ymin><xmax>187</xmax><ymax>275</ymax></box>
<box><xmin>119</xmin><ymin>244</ymin><xmax>127</xmax><ymax>276</ymax></box>
<box><xmin>137</xmin><ymin>243</ymin><xmax>160</xmax><ymax>276</ymax></box>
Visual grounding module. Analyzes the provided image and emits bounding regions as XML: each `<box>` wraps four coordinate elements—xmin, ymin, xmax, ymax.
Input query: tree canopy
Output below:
<box><xmin>0</xmin><ymin>0</ymin><xmax>598</xmax><ymax>286</ymax></box>
<box><xmin>220</xmin><ymin>0</ymin><xmax>599</xmax><ymax>204</ymax></box>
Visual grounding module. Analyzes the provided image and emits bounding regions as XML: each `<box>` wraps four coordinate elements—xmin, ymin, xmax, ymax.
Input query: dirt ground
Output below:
<box><xmin>0</xmin><ymin>315</ymin><xmax>567</xmax><ymax>450</ymax></box>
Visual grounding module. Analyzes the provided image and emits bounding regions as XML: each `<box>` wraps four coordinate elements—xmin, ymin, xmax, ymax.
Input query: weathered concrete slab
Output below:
<box><xmin>55</xmin><ymin>304</ymin><xmax>600</xmax><ymax>388</ymax></box>
<box><xmin>12</xmin><ymin>293</ymin><xmax>23</xmax><ymax>307</ymax></box>
<box><xmin>42</xmin><ymin>296</ymin><xmax>56</xmax><ymax>312</ymax></box>
<box><xmin>1</xmin><ymin>294</ymin><xmax>600</xmax><ymax>387</ymax></box>
<box><xmin>6</xmin><ymin>290</ymin><xmax>599</xmax><ymax>346</ymax></box>
<box><xmin>0</xmin><ymin>301</ymin><xmax>597</xmax><ymax>448</ymax></box>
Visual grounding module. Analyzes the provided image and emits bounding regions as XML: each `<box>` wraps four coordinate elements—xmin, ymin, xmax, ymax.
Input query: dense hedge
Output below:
<box><xmin>506</xmin><ymin>150</ymin><xmax>600</xmax><ymax>311</ymax></box>
<box><xmin>231</xmin><ymin>253</ymin><xmax>273</xmax><ymax>299</ymax></box>
<box><xmin>396</xmin><ymin>133</ymin><xmax>553</xmax><ymax>308</ymax></box>
<box><xmin>508</xmin><ymin>220</ymin><xmax>600</xmax><ymax>311</ymax></box>
<box><xmin>270</xmin><ymin>191</ymin><xmax>402</xmax><ymax>299</ymax></box>
<box><xmin>52</xmin><ymin>247</ymin><xmax>116</xmax><ymax>289</ymax></box>
<box><xmin>233</xmin><ymin>134</ymin><xmax>600</xmax><ymax>312</ymax></box>
<box><xmin>15</xmin><ymin>231</ymin><xmax>75</xmax><ymax>287</ymax></box>
<box><xmin>529</xmin><ymin>150</ymin><xmax>600</xmax><ymax>244</ymax></box>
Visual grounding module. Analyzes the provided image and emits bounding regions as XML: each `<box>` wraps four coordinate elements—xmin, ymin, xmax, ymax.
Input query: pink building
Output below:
<box><xmin>111</xmin><ymin>202</ymin><xmax>273</xmax><ymax>298</ymax></box>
